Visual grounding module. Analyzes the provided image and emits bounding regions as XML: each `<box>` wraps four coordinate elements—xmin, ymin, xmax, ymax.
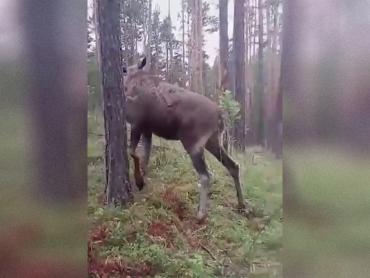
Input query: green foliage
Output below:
<box><xmin>88</xmin><ymin>58</ymin><xmax>101</xmax><ymax>113</ymax></box>
<box><xmin>202</xmin><ymin>1</ymin><xmax>219</xmax><ymax>34</ymax></box>
<box><xmin>218</xmin><ymin>89</ymin><xmax>241</xmax><ymax>128</ymax></box>
<box><xmin>120</xmin><ymin>0</ymin><xmax>148</xmax><ymax>63</ymax></box>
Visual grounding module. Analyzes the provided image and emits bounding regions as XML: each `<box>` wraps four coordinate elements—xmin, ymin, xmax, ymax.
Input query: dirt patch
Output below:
<box><xmin>147</xmin><ymin>220</ymin><xmax>175</xmax><ymax>248</ymax></box>
<box><xmin>90</xmin><ymin>224</ymin><xmax>110</xmax><ymax>244</ymax></box>
<box><xmin>148</xmin><ymin>221</ymin><xmax>171</xmax><ymax>237</ymax></box>
<box><xmin>161</xmin><ymin>187</ymin><xmax>189</xmax><ymax>220</ymax></box>
<box><xmin>182</xmin><ymin>221</ymin><xmax>209</xmax><ymax>249</ymax></box>
<box><xmin>89</xmin><ymin>253</ymin><xmax>156</xmax><ymax>278</ymax></box>
<box><xmin>126</xmin><ymin>230</ymin><xmax>138</xmax><ymax>243</ymax></box>
<box><xmin>159</xmin><ymin>187</ymin><xmax>211</xmax><ymax>250</ymax></box>
<box><xmin>89</xmin><ymin>226</ymin><xmax>156</xmax><ymax>278</ymax></box>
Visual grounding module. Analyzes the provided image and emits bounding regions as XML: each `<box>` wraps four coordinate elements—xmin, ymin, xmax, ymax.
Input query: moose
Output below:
<box><xmin>123</xmin><ymin>56</ymin><xmax>249</xmax><ymax>221</ymax></box>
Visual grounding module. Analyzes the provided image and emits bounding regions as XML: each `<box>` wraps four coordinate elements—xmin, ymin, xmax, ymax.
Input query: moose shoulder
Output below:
<box><xmin>123</xmin><ymin>57</ymin><xmax>249</xmax><ymax>221</ymax></box>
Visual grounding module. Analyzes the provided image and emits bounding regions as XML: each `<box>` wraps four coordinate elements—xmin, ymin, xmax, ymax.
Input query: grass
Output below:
<box><xmin>284</xmin><ymin>145</ymin><xmax>370</xmax><ymax>278</ymax></box>
<box><xmin>88</xmin><ymin>114</ymin><xmax>282</xmax><ymax>278</ymax></box>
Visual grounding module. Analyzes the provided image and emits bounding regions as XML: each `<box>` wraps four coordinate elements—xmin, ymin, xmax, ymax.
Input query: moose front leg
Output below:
<box><xmin>130</xmin><ymin>126</ymin><xmax>144</xmax><ymax>190</ymax></box>
<box><xmin>141</xmin><ymin>132</ymin><xmax>152</xmax><ymax>176</ymax></box>
<box><xmin>189</xmin><ymin>149</ymin><xmax>210</xmax><ymax>222</ymax></box>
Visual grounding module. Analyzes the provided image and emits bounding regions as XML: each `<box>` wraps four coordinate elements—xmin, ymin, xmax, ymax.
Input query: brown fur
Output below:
<box><xmin>125</xmin><ymin>71</ymin><xmax>222</xmax><ymax>149</ymax></box>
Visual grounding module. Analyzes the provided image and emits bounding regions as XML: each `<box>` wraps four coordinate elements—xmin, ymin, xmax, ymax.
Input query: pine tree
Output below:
<box><xmin>96</xmin><ymin>0</ymin><xmax>133</xmax><ymax>206</ymax></box>
<box><xmin>233</xmin><ymin>0</ymin><xmax>246</xmax><ymax>149</ymax></box>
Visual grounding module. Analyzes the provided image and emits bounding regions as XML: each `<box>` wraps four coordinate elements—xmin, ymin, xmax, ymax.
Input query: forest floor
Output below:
<box><xmin>88</xmin><ymin>116</ymin><xmax>282</xmax><ymax>278</ymax></box>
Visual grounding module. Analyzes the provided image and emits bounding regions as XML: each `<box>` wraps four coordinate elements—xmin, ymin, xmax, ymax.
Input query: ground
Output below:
<box><xmin>88</xmin><ymin>114</ymin><xmax>282</xmax><ymax>278</ymax></box>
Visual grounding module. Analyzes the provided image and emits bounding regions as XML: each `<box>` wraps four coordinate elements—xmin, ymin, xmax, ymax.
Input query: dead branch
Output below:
<box><xmin>200</xmin><ymin>243</ymin><xmax>217</xmax><ymax>261</ymax></box>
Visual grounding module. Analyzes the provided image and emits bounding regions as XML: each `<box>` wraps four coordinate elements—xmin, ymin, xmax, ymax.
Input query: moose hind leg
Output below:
<box><xmin>189</xmin><ymin>150</ymin><xmax>211</xmax><ymax>221</ymax></box>
<box><xmin>206</xmin><ymin>137</ymin><xmax>246</xmax><ymax>209</ymax></box>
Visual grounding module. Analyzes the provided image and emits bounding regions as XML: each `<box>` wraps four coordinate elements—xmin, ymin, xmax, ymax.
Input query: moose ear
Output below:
<box><xmin>122</xmin><ymin>67</ymin><xmax>127</xmax><ymax>74</ymax></box>
<box><xmin>137</xmin><ymin>56</ymin><xmax>146</xmax><ymax>70</ymax></box>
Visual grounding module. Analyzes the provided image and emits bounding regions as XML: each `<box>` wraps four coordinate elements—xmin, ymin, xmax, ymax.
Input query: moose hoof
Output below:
<box><xmin>196</xmin><ymin>211</ymin><xmax>208</xmax><ymax>223</ymax></box>
<box><xmin>140</xmin><ymin>168</ymin><xmax>147</xmax><ymax>177</ymax></box>
<box><xmin>237</xmin><ymin>203</ymin><xmax>248</xmax><ymax>211</ymax></box>
<box><xmin>135</xmin><ymin>178</ymin><xmax>145</xmax><ymax>191</ymax></box>
<box><xmin>235</xmin><ymin>201</ymin><xmax>254</xmax><ymax>219</ymax></box>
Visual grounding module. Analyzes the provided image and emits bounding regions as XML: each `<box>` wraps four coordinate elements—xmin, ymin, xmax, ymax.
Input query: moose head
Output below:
<box><xmin>122</xmin><ymin>56</ymin><xmax>146</xmax><ymax>75</ymax></box>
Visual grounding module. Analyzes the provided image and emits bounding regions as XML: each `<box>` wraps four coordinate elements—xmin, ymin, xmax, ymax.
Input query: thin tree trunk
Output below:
<box><xmin>219</xmin><ymin>0</ymin><xmax>229</xmax><ymax>91</ymax></box>
<box><xmin>245</xmin><ymin>0</ymin><xmax>249</xmax><ymax>65</ymax></box>
<box><xmin>268</xmin><ymin>1</ymin><xmax>280</xmax><ymax>154</ymax></box>
<box><xmin>167</xmin><ymin>0</ymin><xmax>171</xmax><ymax>80</ymax></box>
<box><xmin>96</xmin><ymin>0</ymin><xmax>132</xmax><ymax>206</ymax></box>
<box><xmin>94</xmin><ymin>0</ymin><xmax>101</xmax><ymax>68</ymax></box>
<box><xmin>146</xmin><ymin>0</ymin><xmax>152</xmax><ymax>69</ymax></box>
<box><xmin>190</xmin><ymin>0</ymin><xmax>204</xmax><ymax>94</ymax></box>
<box><xmin>166</xmin><ymin>42</ymin><xmax>169</xmax><ymax>80</ymax></box>
<box><xmin>245</xmin><ymin>0</ymin><xmax>250</xmax><ymax>141</ymax></box>
<box><xmin>233</xmin><ymin>0</ymin><xmax>246</xmax><ymax>149</ymax></box>
<box><xmin>266</xmin><ymin>0</ymin><xmax>273</xmax><ymax>150</ymax></box>
<box><xmin>247</xmin><ymin>1</ymin><xmax>252</xmax><ymax>61</ymax></box>
<box><xmin>252</xmin><ymin>0</ymin><xmax>257</xmax><ymax>59</ymax></box>
<box><xmin>181</xmin><ymin>0</ymin><xmax>186</xmax><ymax>84</ymax></box>
<box><xmin>169</xmin><ymin>5</ymin><xmax>173</xmax><ymax>83</ymax></box>
<box><xmin>256</xmin><ymin>0</ymin><xmax>265</xmax><ymax>145</ymax></box>
<box><xmin>274</xmin><ymin>78</ymin><xmax>282</xmax><ymax>158</ymax></box>
<box><xmin>186</xmin><ymin>3</ymin><xmax>191</xmax><ymax>87</ymax></box>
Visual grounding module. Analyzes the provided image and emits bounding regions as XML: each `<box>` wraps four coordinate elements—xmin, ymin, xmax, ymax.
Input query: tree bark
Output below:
<box><xmin>146</xmin><ymin>0</ymin><xmax>152</xmax><ymax>69</ymax></box>
<box><xmin>96</xmin><ymin>0</ymin><xmax>133</xmax><ymax>206</ymax></box>
<box><xmin>269</xmin><ymin>0</ymin><xmax>282</xmax><ymax>155</ymax></box>
<box><xmin>265</xmin><ymin>0</ymin><xmax>273</xmax><ymax>150</ymax></box>
<box><xmin>181</xmin><ymin>0</ymin><xmax>186</xmax><ymax>84</ymax></box>
<box><xmin>256</xmin><ymin>0</ymin><xmax>265</xmax><ymax>145</ymax></box>
<box><xmin>186</xmin><ymin>3</ymin><xmax>191</xmax><ymax>87</ymax></box>
<box><xmin>233</xmin><ymin>0</ymin><xmax>246</xmax><ymax>150</ymax></box>
<box><xmin>245</xmin><ymin>0</ymin><xmax>251</xmax><ymax>143</ymax></box>
<box><xmin>190</xmin><ymin>0</ymin><xmax>204</xmax><ymax>94</ymax></box>
<box><xmin>273</xmin><ymin>77</ymin><xmax>282</xmax><ymax>158</ymax></box>
<box><xmin>219</xmin><ymin>0</ymin><xmax>229</xmax><ymax>91</ymax></box>
<box><xmin>252</xmin><ymin>0</ymin><xmax>257</xmax><ymax>59</ymax></box>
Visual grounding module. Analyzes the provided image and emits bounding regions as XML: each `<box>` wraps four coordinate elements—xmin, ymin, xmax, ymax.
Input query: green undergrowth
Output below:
<box><xmin>88</xmin><ymin>117</ymin><xmax>282</xmax><ymax>277</ymax></box>
<box><xmin>284</xmin><ymin>146</ymin><xmax>370</xmax><ymax>278</ymax></box>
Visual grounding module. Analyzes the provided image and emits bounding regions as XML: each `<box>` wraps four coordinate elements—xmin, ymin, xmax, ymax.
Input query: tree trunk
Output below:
<box><xmin>166</xmin><ymin>40</ymin><xmax>169</xmax><ymax>80</ymax></box>
<box><xmin>186</xmin><ymin>3</ymin><xmax>191</xmax><ymax>87</ymax></box>
<box><xmin>233</xmin><ymin>0</ymin><xmax>246</xmax><ymax>150</ymax></box>
<box><xmin>280</xmin><ymin>0</ymin><xmax>306</xmax><ymax>145</ymax></box>
<box><xmin>256</xmin><ymin>0</ymin><xmax>265</xmax><ymax>145</ymax></box>
<box><xmin>181</xmin><ymin>0</ymin><xmax>186</xmax><ymax>84</ymax></box>
<box><xmin>247</xmin><ymin>1</ymin><xmax>252</xmax><ymax>61</ymax></box>
<box><xmin>273</xmin><ymin>78</ymin><xmax>282</xmax><ymax>158</ymax></box>
<box><xmin>265</xmin><ymin>0</ymin><xmax>273</xmax><ymax>150</ymax></box>
<box><xmin>190</xmin><ymin>0</ymin><xmax>204</xmax><ymax>94</ymax></box>
<box><xmin>96</xmin><ymin>0</ymin><xmax>133</xmax><ymax>206</ymax></box>
<box><xmin>219</xmin><ymin>0</ymin><xmax>229</xmax><ymax>91</ymax></box>
<box><xmin>270</xmin><ymin>1</ymin><xmax>282</xmax><ymax>155</ymax></box>
<box><xmin>252</xmin><ymin>0</ymin><xmax>257</xmax><ymax>59</ymax></box>
<box><xmin>146</xmin><ymin>0</ymin><xmax>152</xmax><ymax>69</ymax></box>
<box><xmin>245</xmin><ymin>0</ymin><xmax>251</xmax><ymax>143</ymax></box>
<box><xmin>169</xmin><ymin>7</ymin><xmax>174</xmax><ymax>83</ymax></box>
<box><xmin>22</xmin><ymin>0</ymin><xmax>87</xmax><ymax>202</ymax></box>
